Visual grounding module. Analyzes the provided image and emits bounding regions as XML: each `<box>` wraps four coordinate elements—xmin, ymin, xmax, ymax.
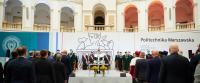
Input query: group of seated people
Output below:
<box><xmin>0</xmin><ymin>47</ymin><xmax>78</xmax><ymax>83</ymax></box>
<box><xmin>81</xmin><ymin>51</ymin><xmax>111</xmax><ymax>70</ymax></box>
<box><xmin>124</xmin><ymin>43</ymin><xmax>200</xmax><ymax>83</ymax></box>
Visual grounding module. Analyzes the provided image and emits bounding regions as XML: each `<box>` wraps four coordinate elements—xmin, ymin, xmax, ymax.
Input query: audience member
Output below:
<box><xmin>6</xmin><ymin>46</ymin><xmax>36</xmax><ymax>83</ymax></box>
<box><xmin>53</xmin><ymin>53</ymin><xmax>67</xmax><ymax>83</ymax></box>
<box><xmin>159</xmin><ymin>43</ymin><xmax>191</xmax><ymax>83</ymax></box>
<box><xmin>34</xmin><ymin>50</ymin><xmax>56</xmax><ymax>83</ymax></box>
<box><xmin>146</xmin><ymin>50</ymin><xmax>161</xmax><ymax>83</ymax></box>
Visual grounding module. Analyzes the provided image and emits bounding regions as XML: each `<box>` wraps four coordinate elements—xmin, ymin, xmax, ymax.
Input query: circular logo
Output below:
<box><xmin>2</xmin><ymin>36</ymin><xmax>21</xmax><ymax>52</ymax></box>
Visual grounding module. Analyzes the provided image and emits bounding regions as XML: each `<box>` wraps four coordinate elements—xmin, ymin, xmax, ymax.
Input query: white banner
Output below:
<box><xmin>56</xmin><ymin>31</ymin><xmax>200</xmax><ymax>58</ymax></box>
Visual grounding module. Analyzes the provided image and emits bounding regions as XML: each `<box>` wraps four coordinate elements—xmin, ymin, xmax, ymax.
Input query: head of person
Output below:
<box><xmin>29</xmin><ymin>51</ymin><xmax>34</xmax><ymax>57</ymax></box>
<box><xmin>17</xmin><ymin>46</ymin><xmax>27</xmax><ymax>57</ymax></box>
<box><xmin>61</xmin><ymin>49</ymin><xmax>68</xmax><ymax>56</ymax></box>
<box><xmin>169</xmin><ymin>43</ymin><xmax>179</xmax><ymax>54</ymax></box>
<box><xmin>11</xmin><ymin>49</ymin><xmax>19</xmax><ymax>59</ymax></box>
<box><xmin>151</xmin><ymin>50</ymin><xmax>159</xmax><ymax>58</ymax></box>
<box><xmin>54</xmin><ymin>53</ymin><xmax>62</xmax><ymax>62</ymax></box>
<box><xmin>40</xmin><ymin>50</ymin><xmax>48</xmax><ymax>59</ymax></box>
<box><xmin>117</xmin><ymin>51</ymin><xmax>120</xmax><ymax>55</ymax></box>
<box><xmin>34</xmin><ymin>51</ymin><xmax>41</xmax><ymax>58</ymax></box>
<box><xmin>139</xmin><ymin>52</ymin><xmax>145</xmax><ymax>58</ymax></box>
<box><xmin>119</xmin><ymin>52</ymin><xmax>122</xmax><ymax>55</ymax></box>
<box><xmin>135</xmin><ymin>51</ymin><xmax>141</xmax><ymax>57</ymax></box>
<box><xmin>125</xmin><ymin>52</ymin><xmax>127</xmax><ymax>55</ymax></box>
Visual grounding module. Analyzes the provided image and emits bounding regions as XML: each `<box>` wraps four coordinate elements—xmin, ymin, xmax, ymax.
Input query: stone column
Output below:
<box><xmin>138</xmin><ymin>6</ymin><xmax>148</xmax><ymax>32</ymax></box>
<box><xmin>50</xmin><ymin>9</ymin><xmax>60</xmax><ymax>32</ymax></box>
<box><xmin>0</xmin><ymin>1</ymin><xmax>4</xmax><ymax>30</ymax></box>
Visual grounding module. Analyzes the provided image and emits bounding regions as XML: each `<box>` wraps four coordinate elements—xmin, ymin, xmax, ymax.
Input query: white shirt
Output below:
<box><xmin>130</xmin><ymin>57</ymin><xmax>142</xmax><ymax>66</ymax></box>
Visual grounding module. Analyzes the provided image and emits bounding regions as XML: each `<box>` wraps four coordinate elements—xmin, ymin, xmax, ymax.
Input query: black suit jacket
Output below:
<box><xmin>146</xmin><ymin>57</ymin><xmax>161</xmax><ymax>83</ymax></box>
<box><xmin>53</xmin><ymin>62</ymin><xmax>66</xmax><ymax>83</ymax></box>
<box><xmin>34</xmin><ymin>58</ymin><xmax>56</xmax><ymax>83</ymax></box>
<box><xmin>159</xmin><ymin>53</ymin><xmax>191</xmax><ymax>83</ymax></box>
<box><xmin>0</xmin><ymin>62</ymin><xmax>3</xmax><ymax>83</ymax></box>
<box><xmin>6</xmin><ymin>57</ymin><xmax>36</xmax><ymax>83</ymax></box>
<box><xmin>61</xmin><ymin>55</ymin><xmax>72</xmax><ymax>76</ymax></box>
<box><xmin>135</xmin><ymin>59</ymin><xmax>148</xmax><ymax>81</ymax></box>
<box><xmin>190</xmin><ymin>54</ymin><xmax>200</xmax><ymax>82</ymax></box>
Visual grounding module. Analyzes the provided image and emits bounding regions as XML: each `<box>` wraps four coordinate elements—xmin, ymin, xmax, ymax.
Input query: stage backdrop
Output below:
<box><xmin>0</xmin><ymin>32</ymin><xmax>49</xmax><ymax>57</ymax></box>
<box><xmin>56</xmin><ymin>31</ymin><xmax>200</xmax><ymax>58</ymax></box>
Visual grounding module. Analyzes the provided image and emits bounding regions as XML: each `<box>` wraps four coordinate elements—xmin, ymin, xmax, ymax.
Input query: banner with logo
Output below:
<box><xmin>0</xmin><ymin>32</ymin><xmax>49</xmax><ymax>57</ymax></box>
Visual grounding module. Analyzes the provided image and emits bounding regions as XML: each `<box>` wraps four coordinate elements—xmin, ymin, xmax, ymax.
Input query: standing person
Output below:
<box><xmin>47</xmin><ymin>51</ymin><xmax>55</xmax><ymax>63</ymax></box>
<box><xmin>146</xmin><ymin>50</ymin><xmax>161</xmax><ymax>83</ymax></box>
<box><xmin>194</xmin><ymin>60</ymin><xmax>200</xmax><ymax>83</ymax></box>
<box><xmin>0</xmin><ymin>62</ymin><xmax>3</xmax><ymax>83</ymax></box>
<box><xmin>196</xmin><ymin>44</ymin><xmax>200</xmax><ymax>55</ymax></box>
<box><xmin>53</xmin><ymin>53</ymin><xmax>67</xmax><ymax>83</ymax></box>
<box><xmin>104</xmin><ymin>52</ymin><xmax>111</xmax><ymax>66</ymax></box>
<box><xmin>82</xmin><ymin>53</ymin><xmax>89</xmax><ymax>70</ymax></box>
<box><xmin>135</xmin><ymin>52</ymin><xmax>147</xmax><ymax>83</ymax></box>
<box><xmin>6</xmin><ymin>46</ymin><xmax>36</xmax><ymax>83</ymax></box>
<box><xmin>61</xmin><ymin>50</ymin><xmax>72</xmax><ymax>83</ymax></box>
<box><xmin>34</xmin><ymin>50</ymin><xmax>56</xmax><ymax>83</ymax></box>
<box><xmin>4</xmin><ymin>49</ymin><xmax>19</xmax><ymax>83</ymax></box>
<box><xmin>159</xmin><ymin>43</ymin><xmax>191</xmax><ymax>83</ymax></box>
<box><xmin>70</xmin><ymin>52</ymin><xmax>78</xmax><ymax>71</ymax></box>
<box><xmin>115</xmin><ymin>51</ymin><xmax>120</xmax><ymax>70</ymax></box>
<box><xmin>122</xmin><ymin>51</ymin><xmax>133</xmax><ymax>72</ymax></box>
<box><xmin>130</xmin><ymin>51</ymin><xmax>141</xmax><ymax>83</ymax></box>
<box><xmin>118</xmin><ymin>52</ymin><xmax>123</xmax><ymax>71</ymax></box>
<box><xmin>190</xmin><ymin>44</ymin><xmax>200</xmax><ymax>82</ymax></box>
<box><xmin>89</xmin><ymin>52</ymin><xmax>95</xmax><ymax>64</ymax></box>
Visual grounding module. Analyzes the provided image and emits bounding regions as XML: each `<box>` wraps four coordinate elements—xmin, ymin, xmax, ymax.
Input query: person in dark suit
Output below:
<box><xmin>5</xmin><ymin>46</ymin><xmax>36</xmax><ymax>83</ymax></box>
<box><xmin>146</xmin><ymin>50</ymin><xmax>161</xmax><ymax>83</ymax></box>
<box><xmin>61</xmin><ymin>50</ymin><xmax>72</xmax><ymax>83</ymax></box>
<box><xmin>0</xmin><ymin>62</ymin><xmax>3</xmax><ymax>83</ymax></box>
<box><xmin>4</xmin><ymin>49</ymin><xmax>19</xmax><ymax>83</ymax></box>
<box><xmin>82</xmin><ymin>53</ymin><xmax>89</xmax><ymax>70</ymax></box>
<box><xmin>190</xmin><ymin>44</ymin><xmax>200</xmax><ymax>82</ymax></box>
<box><xmin>53</xmin><ymin>53</ymin><xmax>67</xmax><ymax>83</ymax></box>
<box><xmin>34</xmin><ymin>50</ymin><xmax>56</xmax><ymax>83</ymax></box>
<box><xmin>135</xmin><ymin>52</ymin><xmax>147</xmax><ymax>83</ymax></box>
<box><xmin>159</xmin><ymin>43</ymin><xmax>191</xmax><ymax>83</ymax></box>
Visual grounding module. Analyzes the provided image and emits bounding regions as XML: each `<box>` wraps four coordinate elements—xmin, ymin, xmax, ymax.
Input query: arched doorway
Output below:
<box><xmin>60</xmin><ymin>7</ymin><xmax>74</xmax><ymax>32</ymax></box>
<box><xmin>4</xmin><ymin>0</ymin><xmax>22</xmax><ymax>30</ymax></box>
<box><xmin>34</xmin><ymin>3</ymin><xmax>50</xmax><ymax>31</ymax></box>
<box><xmin>176</xmin><ymin>0</ymin><xmax>194</xmax><ymax>29</ymax></box>
<box><xmin>124</xmin><ymin>4</ymin><xmax>138</xmax><ymax>32</ymax></box>
<box><xmin>148</xmin><ymin>1</ymin><xmax>164</xmax><ymax>32</ymax></box>
<box><xmin>93</xmin><ymin>4</ymin><xmax>106</xmax><ymax>31</ymax></box>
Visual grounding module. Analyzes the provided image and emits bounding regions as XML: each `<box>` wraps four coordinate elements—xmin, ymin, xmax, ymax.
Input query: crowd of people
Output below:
<box><xmin>0</xmin><ymin>47</ymin><xmax>78</xmax><ymax>83</ymax></box>
<box><xmin>0</xmin><ymin>43</ymin><xmax>200</xmax><ymax>83</ymax></box>
<box><xmin>119</xmin><ymin>43</ymin><xmax>200</xmax><ymax>83</ymax></box>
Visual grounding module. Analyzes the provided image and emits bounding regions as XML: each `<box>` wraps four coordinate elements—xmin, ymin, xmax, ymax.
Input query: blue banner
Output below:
<box><xmin>0</xmin><ymin>32</ymin><xmax>49</xmax><ymax>57</ymax></box>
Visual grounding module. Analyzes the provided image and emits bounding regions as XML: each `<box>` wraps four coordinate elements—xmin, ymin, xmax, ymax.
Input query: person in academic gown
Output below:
<box><xmin>53</xmin><ymin>53</ymin><xmax>67</xmax><ymax>83</ymax></box>
<box><xmin>82</xmin><ymin>53</ymin><xmax>89</xmax><ymax>70</ymax></box>
<box><xmin>130</xmin><ymin>51</ymin><xmax>141</xmax><ymax>83</ymax></box>
<box><xmin>89</xmin><ymin>52</ymin><xmax>95</xmax><ymax>64</ymax></box>
<box><xmin>34</xmin><ymin>50</ymin><xmax>56</xmax><ymax>83</ymax></box>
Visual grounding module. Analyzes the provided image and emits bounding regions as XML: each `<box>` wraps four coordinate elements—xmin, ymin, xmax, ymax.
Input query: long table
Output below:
<box><xmin>68</xmin><ymin>70</ymin><xmax>132</xmax><ymax>83</ymax></box>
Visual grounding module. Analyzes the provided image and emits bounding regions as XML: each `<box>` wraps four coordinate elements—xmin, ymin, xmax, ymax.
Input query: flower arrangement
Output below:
<box><xmin>90</xmin><ymin>66</ymin><xmax>98</xmax><ymax>77</ymax></box>
<box><xmin>100</xmin><ymin>65</ymin><xmax>108</xmax><ymax>77</ymax></box>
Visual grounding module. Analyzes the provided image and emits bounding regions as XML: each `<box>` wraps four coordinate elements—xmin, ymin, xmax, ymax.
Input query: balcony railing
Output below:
<box><xmin>148</xmin><ymin>25</ymin><xmax>165</xmax><ymax>32</ymax></box>
<box><xmin>2</xmin><ymin>22</ymin><xmax>22</xmax><ymax>31</ymax></box>
<box><xmin>123</xmin><ymin>27</ymin><xmax>138</xmax><ymax>32</ymax></box>
<box><xmin>33</xmin><ymin>24</ymin><xmax>50</xmax><ymax>32</ymax></box>
<box><xmin>85</xmin><ymin>25</ymin><xmax>114</xmax><ymax>32</ymax></box>
<box><xmin>176</xmin><ymin>22</ymin><xmax>195</xmax><ymax>30</ymax></box>
<box><xmin>60</xmin><ymin>26</ymin><xmax>75</xmax><ymax>32</ymax></box>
